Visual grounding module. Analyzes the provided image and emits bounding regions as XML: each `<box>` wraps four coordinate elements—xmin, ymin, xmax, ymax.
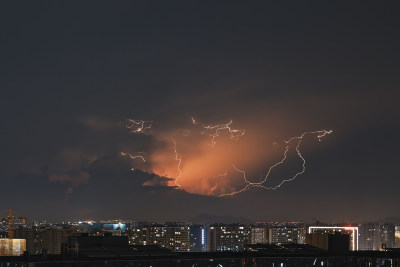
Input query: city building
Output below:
<box><xmin>208</xmin><ymin>224</ymin><xmax>251</xmax><ymax>252</ymax></box>
<box><xmin>14</xmin><ymin>227</ymin><xmax>42</xmax><ymax>255</ymax></box>
<box><xmin>381</xmin><ymin>223</ymin><xmax>396</xmax><ymax>249</ymax></box>
<box><xmin>395</xmin><ymin>225</ymin><xmax>400</xmax><ymax>248</ymax></box>
<box><xmin>251</xmin><ymin>226</ymin><xmax>267</xmax><ymax>244</ymax></box>
<box><xmin>42</xmin><ymin>228</ymin><xmax>65</xmax><ymax>254</ymax></box>
<box><xmin>0</xmin><ymin>239</ymin><xmax>26</xmax><ymax>256</ymax></box>
<box><xmin>268</xmin><ymin>226</ymin><xmax>306</xmax><ymax>245</ymax></box>
<box><xmin>189</xmin><ymin>224</ymin><xmax>207</xmax><ymax>252</ymax></box>
<box><xmin>359</xmin><ymin>223</ymin><xmax>381</xmax><ymax>250</ymax></box>
<box><xmin>306</xmin><ymin>232</ymin><xmax>350</xmax><ymax>252</ymax></box>
<box><xmin>127</xmin><ymin>228</ymin><xmax>144</xmax><ymax>245</ymax></box>
<box><xmin>359</xmin><ymin>223</ymin><xmax>396</xmax><ymax>250</ymax></box>
<box><xmin>308</xmin><ymin>226</ymin><xmax>359</xmax><ymax>251</ymax></box>
<box><xmin>142</xmin><ymin>224</ymin><xmax>167</xmax><ymax>246</ymax></box>
<box><xmin>164</xmin><ymin>225</ymin><xmax>190</xmax><ymax>252</ymax></box>
<box><xmin>142</xmin><ymin>224</ymin><xmax>189</xmax><ymax>252</ymax></box>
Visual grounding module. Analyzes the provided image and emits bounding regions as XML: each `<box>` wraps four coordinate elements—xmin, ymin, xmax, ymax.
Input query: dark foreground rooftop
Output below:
<box><xmin>1</xmin><ymin>246</ymin><xmax>400</xmax><ymax>267</ymax></box>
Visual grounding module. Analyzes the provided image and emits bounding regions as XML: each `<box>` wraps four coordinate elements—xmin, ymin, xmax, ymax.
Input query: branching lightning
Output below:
<box><xmin>122</xmin><ymin>116</ymin><xmax>332</xmax><ymax>197</ymax></box>
<box><xmin>125</xmin><ymin>119</ymin><xmax>153</xmax><ymax>134</ymax></box>
<box><xmin>192</xmin><ymin>117</ymin><xmax>245</xmax><ymax>146</ymax></box>
<box><xmin>219</xmin><ymin>130</ymin><xmax>332</xmax><ymax>197</ymax></box>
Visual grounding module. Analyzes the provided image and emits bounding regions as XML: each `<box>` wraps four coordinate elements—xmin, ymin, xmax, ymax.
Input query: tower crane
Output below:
<box><xmin>0</xmin><ymin>209</ymin><xmax>28</xmax><ymax>239</ymax></box>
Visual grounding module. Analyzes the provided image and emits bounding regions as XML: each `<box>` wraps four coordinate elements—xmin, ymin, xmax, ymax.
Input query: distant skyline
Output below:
<box><xmin>0</xmin><ymin>1</ymin><xmax>399</xmax><ymax>222</ymax></box>
<box><xmin>18</xmin><ymin>215</ymin><xmax>400</xmax><ymax>226</ymax></box>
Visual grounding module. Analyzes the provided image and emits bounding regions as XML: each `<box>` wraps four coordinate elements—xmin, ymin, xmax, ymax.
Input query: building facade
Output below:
<box><xmin>359</xmin><ymin>223</ymin><xmax>396</xmax><ymax>250</ymax></box>
<box><xmin>251</xmin><ymin>227</ymin><xmax>267</xmax><ymax>244</ymax></box>
<box><xmin>359</xmin><ymin>224</ymin><xmax>381</xmax><ymax>250</ymax></box>
<box><xmin>381</xmin><ymin>224</ymin><xmax>395</xmax><ymax>249</ymax></box>
<box><xmin>0</xmin><ymin>239</ymin><xmax>26</xmax><ymax>256</ymax></box>
<box><xmin>208</xmin><ymin>224</ymin><xmax>251</xmax><ymax>252</ymax></box>
<box><xmin>308</xmin><ymin>226</ymin><xmax>359</xmax><ymax>251</ymax></box>
<box><xmin>268</xmin><ymin>226</ymin><xmax>306</xmax><ymax>245</ymax></box>
<box><xmin>189</xmin><ymin>224</ymin><xmax>207</xmax><ymax>252</ymax></box>
<box><xmin>142</xmin><ymin>224</ymin><xmax>189</xmax><ymax>252</ymax></box>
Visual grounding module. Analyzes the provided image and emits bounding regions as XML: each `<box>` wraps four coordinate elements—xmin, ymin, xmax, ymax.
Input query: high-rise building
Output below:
<box><xmin>208</xmin><ymin>224</ymin><xmax>251</xmax><ymax>252</ymax></box>
<box><xmin>251</xmin><ymin>227</ymin><xmax>267</xmax><ymax>244</ymax></box>
<box><xmin>42</xmin><ymin>228</ymin><xmax>64</xmax><ymax>254</ymax></box>
<box><xmin>359</xmin><ymin>223</ymin><xmax>396</xmax><ymax>250</ymax></box>
<box><xmin>381</xmin><ymin>223</ymin><xmax>395</xmax><ymax>249</ymax></box>
<box><xmin>142</xmin><ymin>224</ymin><xmax>167</xmax><ymax>246</ymax></box>
<box><xmin>308</xmin><ymin>226</ymin><xmax>358</xmax><ymax>251</ymax></box>
<box><xmin>189</xmin><ymin>224</ymin><xmax>207</xmax><ymax>252</ymax></box>
<box><xmin>142</xmin><ymin>224</ymin><xmax>189</xmax><ymax>252</ymax></box>
<box><xmin>395</xmin><ymin>225</ymin><xmax>400</xmax><ymax>248</ymax></box>
<box><xmin>14</xmin><ymin>227</ymin><xmax>43</xmax><ymax>255</ymax></box>
<box><xmin>164</xmin><ymin>225</ymin><xmax>190</xmax><ymax>252</ymax></box>
<box><xmin>268</xmin><ymin>226</ymin><xmax>306</xmax><ymax>245</ymax></box>
<box><xmin>359</xmin><ymin>224</ymin><xmax>381</xmax><ymax>250</ymax></box>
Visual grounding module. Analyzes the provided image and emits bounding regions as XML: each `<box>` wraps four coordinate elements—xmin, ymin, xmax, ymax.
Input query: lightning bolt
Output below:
<box><xmin>120</xmin><ymin>152</ymin><xmax>146</xmax><ymax>171</ymax></box>
<box><xmin>208</xmin><ymin>169</ymin><xmax>228</xmax><ymax>196</ymax></box>
<box><xmin>120</xmin><ymin>152</ymin><xmax>146</xmax><ymax>162</ymax></box>
<box><xmin>219</xmin><ymin>130</ymin><xmax>332</xmax><ymax>197</ymax></box>
<box><xmin>191</xmin><ymin>117</ymin><xmax>245</xmax><ymax>146</ymax></box>
<box><xmin>121</xmin><ymin>116</ymin><xmax>331</xmax><ymax>197</ymax></box>
<box><xmin>125</xmin><ymin>119</ymin><xmax>152</xmax><ymax>134</ymax></box>
<box><xmin>172</xmin><ymin>138</ymin><xmax>182</xmax><ymax>188</ymax></box>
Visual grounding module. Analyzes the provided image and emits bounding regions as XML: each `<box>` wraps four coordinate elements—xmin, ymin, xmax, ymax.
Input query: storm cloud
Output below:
<box><xmin>0</xmin><ymin>1</ymin><xmax>399</xmax><ymax>222</ymax></box>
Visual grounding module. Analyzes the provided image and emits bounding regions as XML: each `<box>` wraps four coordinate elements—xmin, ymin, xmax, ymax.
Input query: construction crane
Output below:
<box><xmin>0</xmin><ymin>209</ymin><xmax>28</xmax><ymax>239</ymax></box>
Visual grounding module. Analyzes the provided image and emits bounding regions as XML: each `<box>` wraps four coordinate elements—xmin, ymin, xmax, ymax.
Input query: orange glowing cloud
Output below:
<box><xmin>120</xmin><ymin>117</ymin><xmax>331</xmax><ymax>197</ymax></box>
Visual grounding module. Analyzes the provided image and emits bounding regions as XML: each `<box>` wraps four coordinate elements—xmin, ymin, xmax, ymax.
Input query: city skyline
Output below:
<box><xmin>2</xmin><ymin>219</ymin><xmax>399</xmax><ymax>253</ymax></box>
<box><xmin>0</xmin><ymin>1</ymin><xmax>399</xmax><ymax>222</ymax></box>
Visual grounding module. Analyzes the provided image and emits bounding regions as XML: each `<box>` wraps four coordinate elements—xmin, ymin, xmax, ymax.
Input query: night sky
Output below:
<box><xmin>0</xmin><ymin>1</ymin><xmax>399</xmax><ymax>223</ymax></box>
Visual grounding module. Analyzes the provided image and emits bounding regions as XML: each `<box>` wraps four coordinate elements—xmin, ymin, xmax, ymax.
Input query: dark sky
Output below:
<box><xmin>0</xmin><ymin>1</ymin><xmax>399</xmax><ymax>223</ymax></box>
